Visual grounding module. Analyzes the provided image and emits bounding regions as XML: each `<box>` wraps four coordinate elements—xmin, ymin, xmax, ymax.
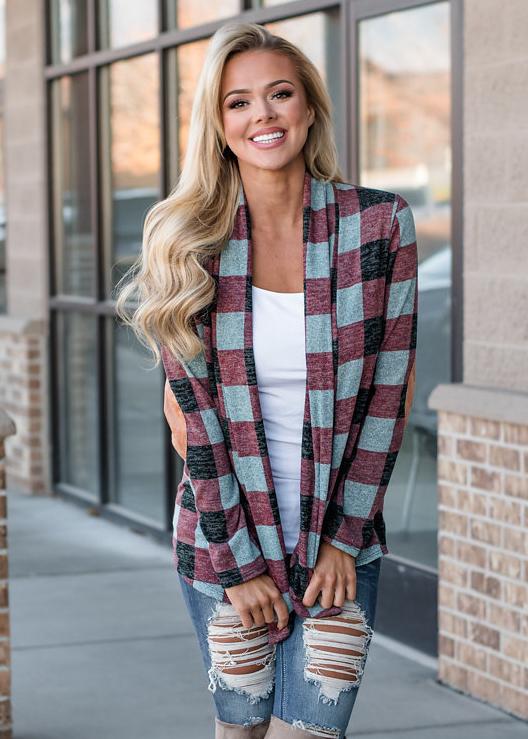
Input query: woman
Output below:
<box><xmin>116</xmin><ymin>21</ymin><xmax>417</xmax><ymax>739</ymax></box>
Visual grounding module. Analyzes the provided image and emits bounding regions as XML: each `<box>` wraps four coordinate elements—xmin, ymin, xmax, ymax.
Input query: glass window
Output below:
<box><xmin>56</xmin><ymin>312</ymin><xmax>99</xmax><ymax>497</ymax></box>
<box><xmin>49</xmin><ymin>0</ymin><xmax>89</xmax><ymax>64</ymax></box>
<box><xmin>100</xmin><ymin>53</ymin><xmax>160</xmax><ymax>297</ymax></box>
<box><xmin>108</xmin><ymin>319</ymin><xmax>166</xmax><ymax>524</ymax></box>
<box><xmin>171</xmin><ymin>39</ymin><xmax>209</xmax><ymax>175</ymax></box>
<box><xmin>98</xmin><ymin>0</ymin><xmax>158</xmax><ymax>49</ymax></box>
<box><xmin>359</xmin><ymin>1</ymin><xmax>451</xmax><ymax>569</ymax></box>
<box><xmin>265</xmin><ymin>11</ymin><xmax>342</xmax><ymax>140</ymax></box>
<box><xmin>51</xmin><ymin>74</ymin><xmax>95</xmax><ymax>297</ymax></box>
<box><xmin>166</xmin><ymin>0</ymin><xmax>240</xmax><ymax>30</ymax></box>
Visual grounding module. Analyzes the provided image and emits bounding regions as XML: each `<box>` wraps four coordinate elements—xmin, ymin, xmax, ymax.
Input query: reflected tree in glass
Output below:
<box><xmin>102</xmin><ymin>53</ymin><xmax>160</xmax><ymax>296</ymax></box>
<box><xmin>166</xmin><ymin>0</ymin><xmax>240</xmax><ymax>30</ymax></box>
<box><xmin>174</xmin><ymin>39</ymin><xmax>209</xmax><ymax>172</ymax></box>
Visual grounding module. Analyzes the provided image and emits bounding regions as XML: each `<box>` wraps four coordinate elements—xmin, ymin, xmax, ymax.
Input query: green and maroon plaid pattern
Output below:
<box><xmin>161</xmin><ymin>168</ymin><xmax>418</xmax><ymax>644</ymax></box>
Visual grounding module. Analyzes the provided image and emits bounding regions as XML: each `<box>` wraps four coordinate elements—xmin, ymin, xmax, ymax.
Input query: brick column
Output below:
<box><xmin>429</xmin><ymin>385</ymin><xmax>528</xmax><ymax>720</ymax></box>
<box><xmin>0</xmin><ymin>0</ymin><xmax>50</xmax><ymax>495</ymax></box>
<box><xmin>0</xmin><ymin>318</ymin><xmax>49</xmax><ymax>493</ymax></box>
<box><xmin>0</xmin><ymin>410</ymin><xmax>16</xmax><ymax>738</ymax></box>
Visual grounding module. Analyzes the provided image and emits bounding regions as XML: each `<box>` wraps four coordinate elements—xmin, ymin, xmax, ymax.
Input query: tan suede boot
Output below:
<box><xmin>263</xmin><ymin>715</ymin><xmax>344</xmax><ymax>738</ymax></box>
<box><xmin>215</xmin><ymin>716</ymin><xmax>271</xmax><ymax>738</ymax></box>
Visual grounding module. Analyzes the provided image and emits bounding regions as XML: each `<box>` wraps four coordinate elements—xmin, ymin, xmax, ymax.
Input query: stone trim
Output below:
<box><xmin>429</xmin><ymin>383</ymin><xmax>528</xmax><ymax>427</ymax></box>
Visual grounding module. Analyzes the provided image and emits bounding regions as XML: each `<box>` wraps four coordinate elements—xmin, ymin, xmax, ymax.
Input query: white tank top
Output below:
<box><xmin>251</xmin><ymin>285</ymin><xmax>306</xmax><ymax>553</ymax></box>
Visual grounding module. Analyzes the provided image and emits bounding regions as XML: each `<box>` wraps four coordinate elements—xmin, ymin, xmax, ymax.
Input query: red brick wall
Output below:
<box><xmin>437</xmin><ymin>410</ymin><xmax>528</xmax><ymax>720</ymax></box>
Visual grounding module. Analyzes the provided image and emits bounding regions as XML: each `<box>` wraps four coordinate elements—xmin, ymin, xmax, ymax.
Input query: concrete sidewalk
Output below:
<box><xmin>6</xmin><ymin>489</ymin><xmax>527</xmax><ymax>739</ymax></box>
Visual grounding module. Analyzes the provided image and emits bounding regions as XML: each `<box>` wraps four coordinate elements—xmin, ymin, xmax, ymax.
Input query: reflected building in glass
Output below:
<box><xmin>3</xmin><ymin>3</ymin><xmax>527</xmax><ymax>703</ymax></box>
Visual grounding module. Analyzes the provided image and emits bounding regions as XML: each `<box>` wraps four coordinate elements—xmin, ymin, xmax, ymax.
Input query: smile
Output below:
<box><xmin>249</xmin><ymin>130</ymin><xmax>287</xmax><ymax>148</ymax></box>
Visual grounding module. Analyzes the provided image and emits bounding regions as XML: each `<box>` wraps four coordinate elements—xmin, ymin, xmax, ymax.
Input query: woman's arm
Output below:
<box><xmin>161</xmin><ymin>343</ymin><xmax>268</xmax><ymax>589</ymax></box>
<box><xmin>163</xmin><ymin>377</ymin><xmax>187</xmax><ymax>459</ymax></box>
<box><xmin>322</xmin><ymin>193</ymin><xmax>418</xmax><ymax>557</ymax></box>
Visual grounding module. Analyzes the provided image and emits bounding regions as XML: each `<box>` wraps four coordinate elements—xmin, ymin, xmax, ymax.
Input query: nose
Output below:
<box><xmin>253</xmin><ymin>96</ymin><xmax>277</xmax><ymax>122</ymax></box>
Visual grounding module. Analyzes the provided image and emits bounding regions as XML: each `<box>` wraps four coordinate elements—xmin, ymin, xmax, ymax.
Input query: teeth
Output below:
<box><xmin>251</xmin><ymin>131</ymin><xmax>285</xmax><ymax>143</ymax></box>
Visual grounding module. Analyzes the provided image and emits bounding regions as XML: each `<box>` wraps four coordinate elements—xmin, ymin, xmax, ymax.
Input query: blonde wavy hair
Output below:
<box><xmin>114</xmin><ymin>21</ymin><xmax>345</xmax><ymax>366</ymax></box>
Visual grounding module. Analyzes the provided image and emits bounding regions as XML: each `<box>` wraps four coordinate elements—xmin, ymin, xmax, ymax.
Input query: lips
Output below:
<box><xmin>249</xmin><ymin>127</ymin><xmax>286</xmax><ymax>140</ymax></box>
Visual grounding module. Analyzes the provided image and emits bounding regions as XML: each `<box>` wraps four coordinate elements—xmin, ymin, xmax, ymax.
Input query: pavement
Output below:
<box><xmin>6</xmin><ymin>488</ymin><xmax>527</xmax><ymax>739</ymax></box>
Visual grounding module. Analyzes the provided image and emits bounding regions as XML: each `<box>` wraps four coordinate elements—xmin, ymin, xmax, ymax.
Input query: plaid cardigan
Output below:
<box><xmin>161</xmin><ymin>169</ymin><xmax>418</xmax><ymax>644</ymax></box>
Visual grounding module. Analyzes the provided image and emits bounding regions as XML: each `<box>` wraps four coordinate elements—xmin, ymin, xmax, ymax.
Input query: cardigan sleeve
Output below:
<box><xmin>321</xmin><ymin>193</ymin><xmax>418</xmax><ymax>558</ymax></box>
<box><xmin>160</xmin><ymin>341</ymin><xmax>269</xmax><ymax>589</ymax></box>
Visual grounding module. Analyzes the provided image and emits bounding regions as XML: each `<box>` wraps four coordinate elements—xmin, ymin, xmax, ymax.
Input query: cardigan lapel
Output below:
<box><xmin>213</xmin><ymin>169</ymin><xmax>338</xmax><ymax>589</ymax></box>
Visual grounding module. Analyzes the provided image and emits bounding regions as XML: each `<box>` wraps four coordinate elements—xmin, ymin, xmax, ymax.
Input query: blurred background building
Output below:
<box><xmin>0</xmin><ymin>0</ymin><xmax>526</xmax><ymax>721</ymax></box>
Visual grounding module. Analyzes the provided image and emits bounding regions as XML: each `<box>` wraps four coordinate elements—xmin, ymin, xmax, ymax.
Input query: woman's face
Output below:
<box><xmin>219</xmin><ymin>49</ymin><xmax>315</xmax><ymax>175</ymax></box>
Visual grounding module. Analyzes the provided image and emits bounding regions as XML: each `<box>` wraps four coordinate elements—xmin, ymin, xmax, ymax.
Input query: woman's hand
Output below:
<box><xmin>302</xmin><ymin>540</ymin><xmax>357</xmax><ymax>609</ymax></box>
<box><xmin>163</xmin><ymin>378</ymin><xmax>187</xmax><ymax>459</ymax></box>
<box><xmin>225</xmin><ymin>573</ymin><xmax>290</xmax><ymax>631</ymax></box>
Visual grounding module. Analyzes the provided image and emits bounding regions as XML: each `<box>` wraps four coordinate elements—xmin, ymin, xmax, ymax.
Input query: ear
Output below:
<box><xmin>307</xmin><ymin>105</ymin><xmax>315</xmax><ymax>128</ymax></box>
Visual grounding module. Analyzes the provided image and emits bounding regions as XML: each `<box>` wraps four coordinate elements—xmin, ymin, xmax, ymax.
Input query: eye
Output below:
<box><xmin>228</xmin><ymin>98</ymin><xmax>247</xmax><ymax>110</ymax></box>
<box><xmin>227</xmin><ymin>89</ymin><xmax>293</xmax><ymax>109</ymax></box>
<box><xmin>273</xmin><ymin>89</ymin><xmax>293</xmax><ymax>100</ymax></box>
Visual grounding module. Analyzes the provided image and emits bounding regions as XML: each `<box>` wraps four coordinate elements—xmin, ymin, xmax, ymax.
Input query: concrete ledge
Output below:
<box><xmin>428</xmin><ymin>383</ymin><xmax>528</xmax><ymax>425</ymax></box>
<box><xmin>0</xmin><ymin>317</ymin><xmax>48</xmax><ymax>335</ymax></box>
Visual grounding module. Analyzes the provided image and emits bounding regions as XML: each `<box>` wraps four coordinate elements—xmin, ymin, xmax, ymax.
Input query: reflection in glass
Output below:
<box><xmin>166</xmin><ymin>0</ymin><xmax>239</xmax><ymax>30</ymax></box>
<box><xmin>98</xmin><ymin>0</ymin><xmax>158</xmax><ymax>49</ymax></box>
<box><xmin>110</xmin><ymin>319</ymin><xmax>165</xmax><ymax>524</ymax></box>
<box><xmin>50</xmin><ymin>0</ymin><xmax>88</xmax><ymax>64</ymax></box>
<box><xmin>175</xmin><ymin>39</ymin><xmax>209</xmax><ymax>172</ymax></box>
<box><xmin>57</xmin><ymin>313</ymin><xmax>99</xmax><ymax>497</ymax></box>
<box><xmin>103</xmin><ymin>53</ymin><xmax>160</xmax><ymax>295</ymax></box>
<box><xmin>266</xmin><ymin>12</ymin><xmax>341</xmax><ymax>137</ymax></box>
<box><xmin>52</xmin><ymin>75</ymin><xmax>95</xmax><ymax>297</ymax></box>
<box><xmin>359</xmin><ymin>2</ymin><xmax>451</xmax><ymax>569</ymax></box>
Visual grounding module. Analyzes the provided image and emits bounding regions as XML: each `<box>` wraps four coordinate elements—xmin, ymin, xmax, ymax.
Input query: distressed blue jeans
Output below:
<box><xmin>177</xmin><ymin>554</ymin><xmax>382</xmax><ymax>738</ymax></box>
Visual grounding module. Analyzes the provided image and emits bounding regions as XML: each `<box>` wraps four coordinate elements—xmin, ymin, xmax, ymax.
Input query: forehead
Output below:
<box><xmin>220</xmin><ymin>50</ymin><xmax>298</xmax><ymax>89</ymax></box>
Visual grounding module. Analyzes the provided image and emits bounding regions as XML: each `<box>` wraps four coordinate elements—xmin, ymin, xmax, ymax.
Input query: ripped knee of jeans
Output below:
<box><xmin>292</xmin><ymin>719</ymin><xmax>341</xmax><ymax>738</ymax></box>
<box><xmin>206</xmin><ymin>602</ymin><xmax>276</xmax><ymax>704</ymax></box>
<box><xmin>301</xmin><ymin>598</ymin><xmax>373</xmax><ymax>705</ymax></box>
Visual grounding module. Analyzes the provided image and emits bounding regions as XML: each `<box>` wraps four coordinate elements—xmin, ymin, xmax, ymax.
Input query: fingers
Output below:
<box><xmin>318</xmin><ymin>583</ymin><xmax>335</xmax><ymax>610</ymax></box>
<box><xmin>302</xmin><ymin>579</ymin><xmax>319</xmax><ymax>608</ymax></box>
<box><xmin>250</xmin><ymin>605</ymin><xmax>266</xmax><ymax>627</ymax></box>
<box><xmin>274</xmin><ymin>596</ymin><xmax>290</xmax><ymax>630</ymax></box>
<box><xmin>261</xmin><ymin>602</ymin><xmax>275</xmax><ymax>625</ymax></box>
<box><xmin>303</xmin><ymin>572</ymin><xmax>357</xmax><ymax>608</ymax></box>
<box><xmin>238</xmin><ymin>608</ymin><xmax>255</xmax><ymax>629</ymax></box>
<box><xmin>333</xmin><ymin>579</ymin><xmax>346</xmax><ymax>608</ymax></box>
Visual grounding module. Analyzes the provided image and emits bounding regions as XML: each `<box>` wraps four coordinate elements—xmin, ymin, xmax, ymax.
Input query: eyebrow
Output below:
<box><xmin>222</xmin><ymin>79</ymin><xmax>295</xmax><ymax>103</ymax></box>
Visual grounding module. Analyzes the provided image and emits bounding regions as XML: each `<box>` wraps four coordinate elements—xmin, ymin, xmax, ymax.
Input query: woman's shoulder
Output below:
<box><xmin>329</xmin><ymin>179</ymin><xmax>408</xmax><ymax>232</ymax></box>
<box><xmin>331</xmin><ymin>178</ymin><xmax>403</xmax><ymax>209</ymax></box>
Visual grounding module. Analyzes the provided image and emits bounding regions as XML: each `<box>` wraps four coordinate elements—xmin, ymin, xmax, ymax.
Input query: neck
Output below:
<box><xmin>238</xmin><ymin>158</ymin><xmax>306</xmax><ymax>231</ymax></box>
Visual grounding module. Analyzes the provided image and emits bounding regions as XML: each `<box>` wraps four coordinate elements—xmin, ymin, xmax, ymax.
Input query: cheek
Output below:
<box><xmin>222</xmin><ymin>113</ymin><xmax>247</xmax><ymax>143</ymax></box>
<box><xmin>289</xmin><ymin>102</ymin><xmax>311</xmax><ymax>127</ymax></box>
